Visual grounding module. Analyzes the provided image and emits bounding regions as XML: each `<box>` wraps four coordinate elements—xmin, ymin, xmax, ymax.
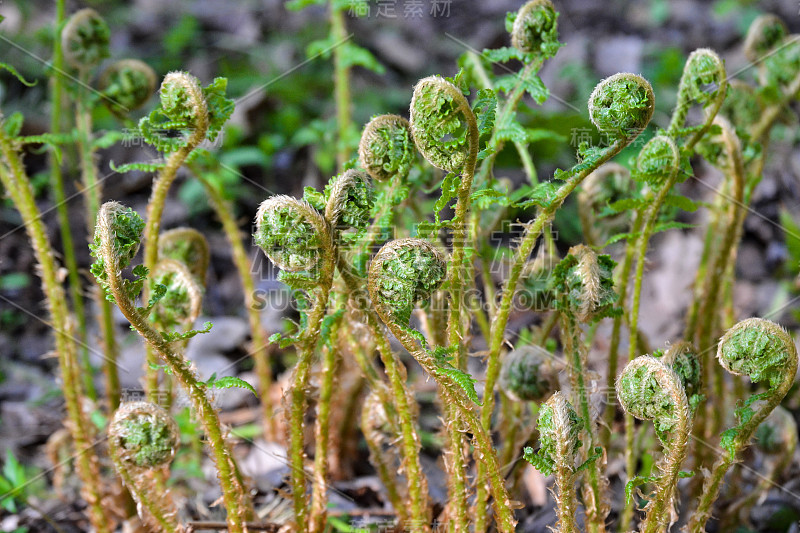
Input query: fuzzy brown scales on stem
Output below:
<box><xmin>617</xmin><ymin>356</ymin><xmax>691</xmax><ymax>532</ymax></box>
<box><xmin>254</xmin><ymin>195</ymin><xmax>336</xmax><ymax>532</ymax></box>
<box><xmin>92</xmin><ymin>201</ymin><xmax>250</xmax><ymax>533</ymax></box>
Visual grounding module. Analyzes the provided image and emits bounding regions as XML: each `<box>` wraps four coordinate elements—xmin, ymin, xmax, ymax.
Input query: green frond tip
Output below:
<box><xmin>410</xmin><ymin>75</ymin><xmax>474</xmax><ymax>173</ymax></box>
<box><xmin>499</xmin><ymin>345</ymin><xmax>555</xmax><ymax>402</ymax></box>
<box><xmin>523</xmin><ymin>445</ymin><xmax>554</xmax><ymax>476</ymax></box>
<box><xmin>588</xmin><ymin>73</ymin><xmax>655</xmax><ymax>138</ymax></box>
<box><xmin>368</xmin><ymin>238</ymin><xmax>447</xmax><ymax>326</ymax></box>
<box><xmin>537</xmin><ymin>392</ymin><xmax>583</xmax><ymax>470</ymax></box>
<box><xmin>661</xmin><ymin>341</ymin><xmax>703</xmax><ymax>406</ymax></box>
<box><xmin>99</xmin><ymin>59</ymin><xmax>157</xmax><ymax>115</ymax></box>
<box><xmin>323</xmin><ymin>169</ymin><xmax>374</xmax><ymax>238</ymax></box>
<box><xmin>206</xmin><ymin>375</ymin><xmax>257</xmax><ymax>397</ymax></box>
<box><xmin>744</xmin><ymin>14</ymin><xmax>788</xmax><ymax>62</ymax></box>
<box><xmin>0</xmin><ymin>63</ymin><xmax>36</xmax><ymax>87</ymax></box>
<box><xmin>254</xmin><ymin>196</ymin><xmax>331</xmax><ymax>289</ymax></box>
<box><xmin>682</xmin><ymin>49</ymin><xmax>726</xmax><ymax>108</ymax></box>
<box><xmin>510</xmin><ymin>0</ymin><xmax>561</xmax><ymax>60</ymax></box>
<box><xmin>90</xmin><ymin>203</ymin><xmax>146</xmax><ymax>291</ymax></box>
<box><xmin>202</xmin><ymin>77</ymin><xmax>235</xmax><ymax>142</ymax></box>
<box><xmin>62</xmin><ymin>8</ymin><xmax>110</xmax><ymax>71</ymax></box>
<box><xmin>717</xmin><ymin>318</ymin><xmax>798</xmax><ymax>389</ymax></box>
<box><xmin>633</xmin><ymin>134</ymin><xmax>682</xmax><ymax>186</ymax></box>
<box><xmin>158</xmin><ymin>227</ymin><xmax>210</xmax><ymax>283</ymax></box>
<box><xmin>552</xmin><ymin>244</ymin><xmax>619</xmax><ymax>322</ymax></box>
<box><xmin>358</xmin><ymin>114</ymin><xmax>415</xmax><ymax>182</ymax></box>
<box><xmin>616</xmin><ymin>356</ymin><xmax>688</xmax><ymax>446</ymax></box>
<box><xmin>109</xmin><ymin>402</ymin><xmax>179</xmax><ymax>469</ymax></box>
<box><xmin>151</xmin><ymin>259</ymin><xmax>203</xmax><ymax>330</ymax></box>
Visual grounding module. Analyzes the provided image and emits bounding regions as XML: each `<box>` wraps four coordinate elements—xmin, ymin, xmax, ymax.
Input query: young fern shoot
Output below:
<box><xmin>108</xmin><ymin>402</ymin><xmax>182</xmax><ymax>532</ymax></box>
<box><xmin>689</xmin><ymin>318</ymin><xmax>799</xmax><ymax>532</ymax></box>
<box><xmin>523</xmin><ymin>392</ymin><xmax>590</xmax><ymax>533</ymax></box>
<box><xmin>91</xmin><ymin>202</ymin><xmax>250</xmax><ymax>533</ymax></box>
<box><xmin>254</xmin><ymin>196</ymin><xmax>335</xmax><ymax>532</ymax></box>
<box><xmin>617</xmin><ymin>356</ymin><xmax>691</xmax><ymax>532</ymax></box>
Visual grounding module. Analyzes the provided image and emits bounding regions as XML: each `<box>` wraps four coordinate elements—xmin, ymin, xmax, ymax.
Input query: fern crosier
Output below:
<box><xmin>323</xmin><ymin>169</ymin><xmax>374</xmax><ymax>239</ymax></box>
<box><xmin>358</xmin><ymin>114</ymin><xmax>415</xmax><ymax>182</ymax></box>
<box><xmin>588</xmin><ymin>73</ymin><xmax>655</xmax><ymax>138</ymax></box>
<box><xmin>151</xmin><ymin>258</ymin><xmax>203</xmax><ymax>332</ymax></box>
<box><xmin>109</xmin><ymin>401</ymin><xmax>179</xmax><ymax>470</ymax></box>
<box><xmin>689</xmin><ymin>318</ymin><xmax>799</xmax><ymax>533</ymax></box>
<box><xmin>158</xmin><ymin>227</ymin><xmax>210</xmax><ymax>284</ymax></box>
<box><xmin>552</xmin><ymin>244</ymin><xmax>619</xmax><ymax>323</ymax></box>
<box><xmin>743</xmin><ymin>14</ymin><xmax>788</xmax><ymax>63</ymax></box>
<box><xmin>660</xmin><ymin>341</ymin><xmax>703</xmax><ymax>412</ymax></box>
<box><xmin>61</xmin><ymin>8</ymin><xmax>110</xmax><ymax>71</ymax></box>
<box><xmin>368</xmin><ymin>238</ymin><xmax>447</xmax><ymax>327</ymax></box>
<box><xmin>253</xmin><ymin>195</ymin><xmax>333</xmax><ymax>287</ymax></box>
<box><xmin>99</xmin><ymin>59</ymin><xmax>157</xmax><ymax>116</ymax></box>
<box><xmin>633</xmin><ymin>134</ymin><xmax>682</xmax><ymax>187</ymax></box>
<box><xmin>510</xmin><ymin>0</ymin><xmax>560</xmax><ymax>60</ymax></box>
<box><xmin>616</xmin><ymin>356</ymin><xmax>691</xmax><ymax>532</ymax></box>
<box><xmin>523</xmin><ymin>392</ymin><xmax>583</xmax><ymax>533</ymax></box>
<box><xmin>409</xmin><ymin>76</ymin><xmax>475</xmax><ymax>173</ymax></box>
<box><xmin>498</xmin><ymin>344</ymin><xmax>555</xmax><ymax>402</ymax></box>
<box><xmin>108</xmin><ymin>401</ymin><xmax>182</xmax><ymax>531</ymax></box>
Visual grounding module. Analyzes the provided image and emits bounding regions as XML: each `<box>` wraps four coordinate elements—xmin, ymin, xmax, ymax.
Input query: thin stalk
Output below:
<box><xmin>97</xmin><ymin>242</ymin><xmax>248</xmax><ymax>532</ymax></box>
<box><xmin>195</xmin><ymin>171</ymin><xmax>276</xmax><ymax>441</ymax></box>
<box><xmin>309</xmin><ymin>314</ymin><xmax>342</xmax><ymax>533</ymax></box>
<box><xmin>49</xmin><ymin>0</ymin><xmax>91</xmax><ymax>404</ymax></box>
<box><xmin>562</xmin><ymin>313</ymin><xmax>606</xmax><ymax>533</ymax></box>
<box><xmin>330</xmin><ymin>2</ymin><xmax>350</xmax><ymax>171</ymax></box>
<box><xmin>620</xmin><ymin>172</ymin><xmax>680</xmax><ymax>531</ymax></box>
<box><xmin>695</xmin><ymin>132</ymin><xmax>745</xmax><ymax>442</ymax></box>
<box><xmin>600</xmin><ymin>212</ymin><xmax>643</xmax><ymax>450</ymax></box>
<box><xmin>143</xmin><ymin>94</ymin><xmax>210</xmax><ymax>394</ymax></box>
<box><xmin>337</xmin><ymin>260</ymin><xmax>432</xmax><ymax>532</ymax></box>
<box><xmin>287</xmin><ymin>284</ymin><xmax>333</xmax><ymax>532</ymax></box>
<box><xmin>76</xmin><ymin>73</ymin><xmax>118</xmax><ymax>407</ymax></box>
<box><xmin>0</xmin><ymin>130</ymin><xmax>110</xmax><ymax>533</ymax></box>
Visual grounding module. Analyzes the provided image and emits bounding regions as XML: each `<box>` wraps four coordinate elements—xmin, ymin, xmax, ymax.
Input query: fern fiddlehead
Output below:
<box><xmin>108</xmin><ymin>401</ymin><xmax>182</xmax><ymax>532</ymax></box>
<box><xmin>368</xmin><ymin>238</ymin><xmax>517</xmax><ymax>533</ymax></box>
<box><xmin>61</xmin><ymin>8</ymin><xmax>110</xmax><ymax>72</ymax></box>
<box><xmin>141</xmin><ymin>72</ymin><xmax>233</xmax><ymax>393</ymax></box>
<box><xmin>0</xmin><ymin>115</ymin><xmax>111</xmax><ymax>533</ymax></box>
<box><xmin>552</xmin><ymin>244</ymin><xmax>617</xmax><ymax>532</ymax></box>
<box><xmin>99</xmin><ymin>59</ymin><xmax>158</xmax><ymax>117</ymax></box>
<box><xmin>523</xmin><ymin>392</ymin><xmax>586</xmax><ymax>533</ymax></box>
<box><xmin>689</xmin><ymin>318</ymin><xmax>798</xmax><ymax>532</ymax></box>
<box><xmin>617</xmin><ymin>356</ymin><xmax>691</xmax><ymax>532</ymax></box>
<box><xmin>92</xmin><ymin>202</ymin><xmax>249</xmax><ymax>533</ymax></box>
<box><xmin>254</xmin><ymin>195</ymin><xmax>335</xmax><ymax>532</ymax></box>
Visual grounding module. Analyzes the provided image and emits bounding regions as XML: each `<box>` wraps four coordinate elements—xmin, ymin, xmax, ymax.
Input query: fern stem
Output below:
<box><xmin>330</xmin><ymin>1</ymin><xmax>351</xmax><ymax>171</ymax></box>
<box><xmin>309</xmin><ymin>313</ymin><xmax>341</xmax><ymax>533</ymax></box>
<box><xmin>97</xmin><ymin>228</ymin><xmax>248</xmax><ymax>531</ymax></box>
<box><xmin>0</xmin><ymin>128</ymin><xmax>110</xmax><ymax>533</ymax></box>
<box><xmin>337</xmin><ymin>260</ymin><xmax>432</xmax><ymax>532</ymax></box>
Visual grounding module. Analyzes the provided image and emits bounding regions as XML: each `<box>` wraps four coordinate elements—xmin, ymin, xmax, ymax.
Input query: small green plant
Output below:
<box><xmin>1</xmin><ymin>3</ymin><xmax>799</xmax><ymax>532</ymax></box>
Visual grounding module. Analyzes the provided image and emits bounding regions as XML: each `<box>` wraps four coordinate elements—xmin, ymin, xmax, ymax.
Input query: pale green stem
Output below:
<box><xmin>0</xmin><ymin>129</ymin><xmax>110</xmax><ymax>533</ymax></box>
<box><xmin>330</xmin><ymin>2</ymin><xmax>350</xmax><ymax>171</ymax></box>
<box><xmin>563</xmin><ymin>313</ymin><xmax>606</xmax><ymax>533</ymax></box>
<box><xmin>50</xmin><ymin>0</ymin><xmax>92</xmax><ymax>405</ymax></box>
<box><xmin>337</xmin><ymin>259</ymin><xmax>432</xmax><ymax>532</ymax></box>
<box><xmin>99</xmin><ymin>246</ymin><xmax>248</xmax><ymax>532</ymax></box>
<box><xmin>143</xmin><ymin>96</ymin><xmax>209</xmax><ymax>394</ymax></box>
<box><xmin>601</xmin><ymin>212</ymin><xmax>643</xmax><ymax>450</ymax></box>
<box><xmin>76</xmin><ymin>72</ymin><xmax>120</xmax><ymax>408</ymax></box>
<box><xmin>309</xmin><ymin>314</ymin><xmax>341</xmax><ymax>533</ymax></box>
<box><xmin>621</xmin><ymin>172</ymin><xmax>680</xmax><ymax>530</ymax></box>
